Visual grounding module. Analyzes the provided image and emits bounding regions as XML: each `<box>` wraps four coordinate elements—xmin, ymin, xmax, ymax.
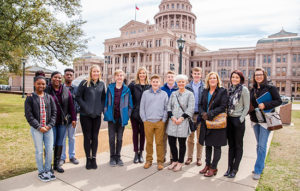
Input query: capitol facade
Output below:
<box><xmin>84</xmin><ymin>0</ymin><xmax>300</xmax><ymax>98</ymax></box>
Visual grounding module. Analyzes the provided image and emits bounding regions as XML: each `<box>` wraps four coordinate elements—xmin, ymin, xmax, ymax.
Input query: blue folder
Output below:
<box><xmin>256</xmin><ymin>92</ymin><xmax>273</xmax><ymax>113</ymax></box>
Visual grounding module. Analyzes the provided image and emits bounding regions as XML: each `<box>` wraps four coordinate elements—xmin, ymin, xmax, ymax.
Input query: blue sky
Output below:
<box><xmin>54</xmin><ymin>0</ymin><xmax>300</xmax><ymax>72</ymax></box>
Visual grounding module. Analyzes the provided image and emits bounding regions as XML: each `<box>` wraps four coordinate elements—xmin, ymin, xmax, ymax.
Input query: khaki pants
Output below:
<box><xmin>187</xmin><ymin>114</ymin><xmax>203</xmax><ymax>159</ymax></box>
<box><xmin>144</xmin><ymin>120</ymin><xmax>165</xmax><ymax>164</ymax></box>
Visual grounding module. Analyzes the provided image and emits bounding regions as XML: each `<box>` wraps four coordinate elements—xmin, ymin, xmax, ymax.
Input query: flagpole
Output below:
<box><xmin>135</xmin><ymin>4</ymin><xmax>136</xmax><ymax>21</ymax></box>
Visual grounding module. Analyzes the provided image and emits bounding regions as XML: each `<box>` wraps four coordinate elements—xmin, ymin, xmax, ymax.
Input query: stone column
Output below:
<box><xmin>112</xmin><ymin>55</ymin><xmax>115</xmax><ymax>74</ymax></box>
<box><xmin>272</xmin><ymin>53</ymin><xmax>276</xmax><ymax>77</ymax></box>
<box><xmin>287</xmin><ymin>51</ymin><xmax>292</xmax><ymax>76</ymax></box>
<box><xmin>180</xmin><ymin>15</ymin><xmax>182</xmax><ymax>29</ymax></box>
<box><xmin>286</xmin><ymin>51</ymin><xmax>292</xmax><ymax>96</ymax></box>
<box><xmin>255</xmin><ymin>54</ymin><xmax>259</xmax><ymax>68</ymax></box>
<box><xmin>137</xmin><ymin>52</ymin><xmax>140</xmax><ymax>69</ymax></box>
<box><xmin>120</xmin><ymin>54</ymin><xmax>123</xmax><ymax>71</ymax></box>
<box><xmin>128</xmin><ymin>53</ymin><xmax>131</xmax><ymax>80</ymax></box>
<box><xmin>152</xmin><ymin>53</ymin><xmax>155</xmax><ymax>74</ymax></box>
<box><xmin>259</xmin><ymin>54</ymin><xmax>263</xmax><ymax>68</ymax></box>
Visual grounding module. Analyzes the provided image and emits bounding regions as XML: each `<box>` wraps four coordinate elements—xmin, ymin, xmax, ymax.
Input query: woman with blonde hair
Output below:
<box><xmin>198</xmin><ymin>72</ymin><xmax>228</xmax><ymax>177</ymax></box>
<box><xmin>128</xmin><ymin>67</ymin><xmax>151</xmax><ymax>163</ymax></box>
<box><xmin>76</xmin><ymin>65</ymin><xmax>106</xmax><ymax>170</ymax></box>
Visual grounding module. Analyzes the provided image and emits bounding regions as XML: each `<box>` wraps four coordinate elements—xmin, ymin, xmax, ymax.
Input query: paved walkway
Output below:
<box><xmin>0</xmin><ymin>117</ymin><xmax>272</xmax><ymax>191</ymax></box>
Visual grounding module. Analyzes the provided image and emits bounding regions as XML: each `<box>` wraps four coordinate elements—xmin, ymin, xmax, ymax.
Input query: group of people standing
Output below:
<box><xmin>25</xmin><ymin>65</ymin><xmax>282</xmax><ymax>182</ymax></box>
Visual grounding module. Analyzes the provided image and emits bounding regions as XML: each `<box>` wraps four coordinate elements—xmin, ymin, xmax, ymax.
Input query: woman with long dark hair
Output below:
<box><xmin>249</xmin><ymin>68</ymin><xmax>282</xmax><ymax>180</ymax></box>
<box><xmin>129</xmin><ymin>67</ymin><xmax>151</xmax><ymax>163</ymax></box>
<box><xmin>76</xmin><ymin>65</ymin><xmax>106</xmax><ymax>170</ymax></box>
<box><xmin>224</xmin><ymin>70</ymin><xmax>250</xmax><ymax>178</ymax></box>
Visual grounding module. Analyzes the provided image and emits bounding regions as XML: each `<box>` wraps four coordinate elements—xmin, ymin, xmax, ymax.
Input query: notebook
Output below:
<box><xmin>256</xmin><ymin>92</ymin><xmax>273</xmax><ymax>113</ymax></box>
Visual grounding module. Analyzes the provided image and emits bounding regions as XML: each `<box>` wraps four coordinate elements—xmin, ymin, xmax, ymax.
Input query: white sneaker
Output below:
<box><xmin>46</xmin><ymin>171</ymin><xmax>56</xmax><ymax>181</ymax></box>
<box><xmin>38</xmin><ymin>172</ymin><xmax>50</xmax><ymax>182</ymax></box>
<box><xmin>252</xmin><ymin>173</ymin><xmax>261</xmax><ymax>180</ymax></box>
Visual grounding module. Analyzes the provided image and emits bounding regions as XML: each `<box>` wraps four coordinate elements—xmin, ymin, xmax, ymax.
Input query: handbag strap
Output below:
<box><xmin>208</xmin><ymin>90</ymin><xmax>217</xmax><ymax>111</ymax></box>
<box><xmin>175</xmin><ymin>94</ymin><xmax>192</xmax><ymax>120</ymax></box>
<box><xmin>51</xmin><ymin>89</ymin><xmax>67</xmax><ymax>118</ymax></box>
<box><xmin>175</xmin><ymin>94</ymin><xmax>185</xmax><ymax>113</ymax></box>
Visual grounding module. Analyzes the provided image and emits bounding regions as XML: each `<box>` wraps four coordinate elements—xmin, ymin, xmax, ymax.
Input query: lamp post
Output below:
<box><xmin>248</xmin><ymin>75</ymin><xmax>251</xmax><ymax>89</ymax></box>
<box><xmin>177</xmin><ymin>36</ymin><xmax>185</xmax><ymax>74</ymax></box>
<box><xmin>21</xmin><ymin>58</ymin><xmax>26</xmax><ymax>98</ymax></box>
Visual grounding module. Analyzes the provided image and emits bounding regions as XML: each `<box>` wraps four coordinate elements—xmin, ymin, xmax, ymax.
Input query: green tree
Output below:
<box><xmin>0</xmin><ymin>0</ymin><xmax>88</xmax><ymax>72</ymax></box>
<box><xmin>0</xmin><ymin>67</ymin><xmax>9</xmax><ymax>84</ymax></box>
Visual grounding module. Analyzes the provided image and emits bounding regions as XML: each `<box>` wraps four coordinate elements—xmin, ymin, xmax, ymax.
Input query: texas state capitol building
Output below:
<box><xmin>102</xmin><ymin>0</ymin><xmax>300</xmax><ymax>98</ymax></box>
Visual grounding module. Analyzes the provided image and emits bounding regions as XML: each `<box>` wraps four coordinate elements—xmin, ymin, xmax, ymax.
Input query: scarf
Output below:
<box><xmin>228</xmin><ymin>84</ymin><xmax>243</xmax><ymax>115</ymax></box>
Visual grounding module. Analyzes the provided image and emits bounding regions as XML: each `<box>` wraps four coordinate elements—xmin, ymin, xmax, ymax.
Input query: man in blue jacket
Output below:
<box><xmin>104</xmin><ymin>69</ymin><xmax>133</xmax><ymax>167</ymax></box>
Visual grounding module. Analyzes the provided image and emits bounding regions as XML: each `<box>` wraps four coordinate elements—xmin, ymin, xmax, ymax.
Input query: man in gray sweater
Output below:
<box><xmin>140</xmin><ymin>75</ymin><xmax>168</xmax><ymax>170</ymax></box>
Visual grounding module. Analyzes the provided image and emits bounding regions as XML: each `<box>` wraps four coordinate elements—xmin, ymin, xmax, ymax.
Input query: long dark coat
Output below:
<box><xmin>199</xmin><ymin>87</ymin><xmax>228</xmax><ymax>147</ymax></box>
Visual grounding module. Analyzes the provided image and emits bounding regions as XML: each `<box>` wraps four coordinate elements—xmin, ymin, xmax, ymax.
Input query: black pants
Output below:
<box><xmin>227</xmin><ymin>116</ymin><xmax>245</xmax><ymax>171</ymax></box>
<box><xmin>108</xmin><ymin>121</ymin><xmax>125</xmax><ymax>160</ymax></box>
<box><xmin>168</xmin><ymin>136</ymin><xmax>187</xmax><ymax>163</ymax></box>
<box><xmin>205</xmin><ymin>146</ymin><xmax>221</xmax><ymax>169</ymax></box>
<box><xmin>80</xmin><ymin>115</ymin><xmax>101</xmax><ymax>158</ymax></box>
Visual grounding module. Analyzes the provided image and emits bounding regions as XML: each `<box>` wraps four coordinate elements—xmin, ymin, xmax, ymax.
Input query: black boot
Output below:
<box><xmin>91</xmin><ymin>157</ymin><xmax>97</xmax><ymax>169</ymax></box>
<box><xmin>54</xmin><ymin>146</ymin><xmax>64</xmax><ymax>173</ymax></box>
<box><xmin>86</xmin><ymin>157</ymin><xmax>92</xmax><ymax>170</ymax></box>
<box><xmin>228</xmin><ymin>169</ymin><xmax>238</xmax><ymax>178</ymax></box>
<box><xmin>138</xmin><ymin>151</ymin><xmax>144</xmax><ymax>163</ymax></box>
<box><xmin>224</xmin><ymin>166</ymin><xmax>231</xmax><ymax>177</ymax></box>
<box><xmin>133</xmin><ymin>152</ymin><xmax>139</xmax><ymax>163</ymax></box>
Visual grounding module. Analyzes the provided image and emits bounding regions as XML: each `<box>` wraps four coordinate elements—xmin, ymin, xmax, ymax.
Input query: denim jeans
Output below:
<box><xmin>61</xmin><ymin>123</ymin><xmax>76</xmax><ymax>160</ymax></box>
<box><xmin>253</xmin><ymin>123</ymin><xmax>270</xmax><ymax>174</ymax></box>
<box><xmin>53</xmin><ymin>125</ymin><xmax>67</xmax><ymax>146</ymax></box>
<box><xmin>31</xmin><ymin>127</ymin><xmax>53</xmax><ymax>173</ymax></box>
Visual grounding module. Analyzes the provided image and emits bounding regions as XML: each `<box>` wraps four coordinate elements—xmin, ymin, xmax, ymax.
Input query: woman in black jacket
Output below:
<box><xmin>249</xmin><ymin>68</ymin><xmax>282</xmax><ymax>180</ymax></box>
<box><xmin>25</xmin><ymin>75</ymin><xmax>57</xmax><ymax>182</ymax></box>
<box><xmin>45</xmin><ymin>71</ymin><xmax>77</xmax><ymax>173</ymax></box>
<box><xmin>76</xmin><ymin>65</ymin><xmax>106</xmax><ymax>170</ymax></box>
<box><xmin>198</xmin><ymin>72</ymin><xmax>228</xmax><ymax>177</ymax></box>
<box><xmin>129</xmin><ymin>67</ymin><xmax>151</xmax><ymax>163</ymax></box>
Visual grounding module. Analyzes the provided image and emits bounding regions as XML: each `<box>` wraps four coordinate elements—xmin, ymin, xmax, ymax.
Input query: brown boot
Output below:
<box><xmin>185</xmin><ymin>158</ymin><xmax>192</xmax><ymax>165</ymax></box>
<box><xmin>199</xmin><ymin>165</ymin><xmax>210</xmax><ymax>174</ymax></box>
<box><xmin>204</xmin><ymin>168</ymin><xmax>218</xmax><ymax>177</ymax></box>
<box><xmin>144</xmin><ymin>162</ymin><xmax>152</xmax><ymax>169</ymax></box>
<box><xmin>157</xmin><ymin>163</ymin><xmax>164</xmax><ymax>170</ymax></box>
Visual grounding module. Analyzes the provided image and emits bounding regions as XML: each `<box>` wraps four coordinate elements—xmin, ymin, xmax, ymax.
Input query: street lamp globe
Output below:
<box><xmin>177</xmin><ymin>36</ymin><xmax>185</xmax><ymax>50</ymax></box>
<box><xmin>177</xmin><ymin>36</ymin><xmax>185</xmax><ymax>74</ymax></box>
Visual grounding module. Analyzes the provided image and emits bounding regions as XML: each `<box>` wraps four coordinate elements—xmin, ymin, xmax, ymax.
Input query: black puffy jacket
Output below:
<box><xmin>24</xmin><ymin>93</ymin><xmax>57</xmax><ymax>130</ymax></box>
<box><xmin>249</xmin><ymin>83</ymin><xmax>282</xmax><ymax>123</ymax></box>
<box><xmin>76</xmin><ymin>80</ymin><xmax>106</xmax><ymax>118</ymax></box>
<box><xmin>128</xmin><ymin>81</ymin><xmax>151</xmax><ymax>121</ymax></box>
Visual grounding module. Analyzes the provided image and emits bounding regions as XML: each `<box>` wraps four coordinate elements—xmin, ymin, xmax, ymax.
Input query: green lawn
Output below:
<box><xmin>256</xmin><ymin>111</ymin><xmax>300</xmax><ymax>191</ymax></box>
<box><xmin>0</xmin><ymin>94</ymin><xmax>36</xmax><ymax>180</ymax></box>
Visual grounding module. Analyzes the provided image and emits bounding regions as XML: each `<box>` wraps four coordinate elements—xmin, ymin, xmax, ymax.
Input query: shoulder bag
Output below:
<box><xmin>175</xmin><ymin>94</ymin><xmax>196</xmax><ymax>132</ymax></box>
<box><xmin>205</xmin><ymin>91</ymin><xmax>227</xmax><ymax>129</ymax></box>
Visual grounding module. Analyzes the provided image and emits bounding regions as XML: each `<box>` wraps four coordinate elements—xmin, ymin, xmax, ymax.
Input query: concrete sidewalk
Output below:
<box><xmin>0</xmin><ymin>117</ymin><xmax>272</xmax><ymax>191</ymax></box>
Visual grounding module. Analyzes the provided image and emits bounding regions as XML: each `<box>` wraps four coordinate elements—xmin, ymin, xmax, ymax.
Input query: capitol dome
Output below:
<box><xmin>154</xmin><ymin>0</ymin><xmax>197</xmax><ymax>41</ymax></box>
